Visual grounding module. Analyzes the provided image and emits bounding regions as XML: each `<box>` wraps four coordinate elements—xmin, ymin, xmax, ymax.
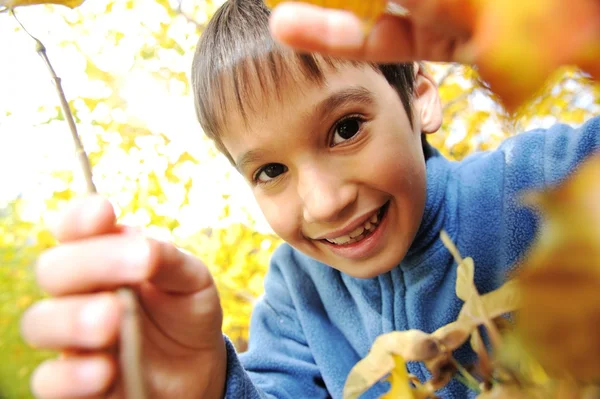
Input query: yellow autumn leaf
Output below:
<box><xmin>380</xmin><ymin>355</ymin><xmax>415</xmax><ymax>399</ymax></box>
<box><xmin>343</xmin><ymin>330</ymin><xmax>439</xmax><ymax>399</ymax></box>
<box><xmin>0</xmin><ymin>0</ymin><xmax>84</xmax><ymax>8</ymax></box>
<box><xmin>518</xmin><ymin>269</ymin><xmax>600</xmax><ymax>381</ymax></box>
<box><xmin>494</xmin><ymin>333</ymin><xmax>550</xmax><ymax>388</ymax></box>
<box><xmin>517</xmin><ymin>154</ymin><xmax>600</xmax><ymax>382</ymax></box>
<box><xmin>472</xmin><ymin>0</ymin><xmax>600</xmax><ymax>111</ymax></box>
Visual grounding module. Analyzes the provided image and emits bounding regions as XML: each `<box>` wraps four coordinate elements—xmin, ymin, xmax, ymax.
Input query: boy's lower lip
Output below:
<box><xmin>321</xmin><ymin>201</ymin><xmax>390</xmax><ymax>260</ymax></box>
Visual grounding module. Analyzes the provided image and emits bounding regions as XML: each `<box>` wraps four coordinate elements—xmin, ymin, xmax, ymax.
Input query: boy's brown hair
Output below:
<box><xmin>191</xmin><ymin>0</ymin><xmax>418</xmax><ymax>163</ymax></box>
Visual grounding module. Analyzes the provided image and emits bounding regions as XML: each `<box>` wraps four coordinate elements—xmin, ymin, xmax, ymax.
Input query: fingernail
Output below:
<box><xmin>123</xmin><ymin>236</ymin><xmax>151</xmax><ymax>280</ymax></box>
<box><xmin>326</xmin><ymin>11</ymin><xmax>366</xmax><ymax>49</ymax></box>
<box><xmin>76</xmin><ymin>358</ymin><xmax>108</xmax><ymax>390</ymax></box>
<box><xmin>386</xmin><ymin>2</ymin><xmax>410</xmax><ymax>17</ymax></box>
<box><xmin>80</xmin><ymin>298</ymin><xmax>110</xmax><ymax>344</ymax></box>
<box><xmin>81</xmin><ymin>195</ymin><xmax>105</xmax><ymax>224</ymax></box>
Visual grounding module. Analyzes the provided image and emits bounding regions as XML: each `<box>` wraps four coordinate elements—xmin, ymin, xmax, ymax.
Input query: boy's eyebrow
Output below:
<box><xmin>236</xmin><ymin>148</ymin><xmax>265</xmax><ymax>173</ymax></box>
<box><xmin>313</xmin><ymin>86</ymin><xmax>376</xmax><ymax>126</ymax></box>
<box><xmin>235</xmin><ymin>86</ymin><xmax>376</xmax><ymax>172</ymax></box>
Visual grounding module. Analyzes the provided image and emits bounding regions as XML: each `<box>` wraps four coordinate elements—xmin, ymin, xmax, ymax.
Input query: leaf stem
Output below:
<box><xmin>12</xmin><ymin>10</ymin><xmax>146</xmax><ymax>399</ymax></box>
<box><xmin>450</xmin><ymin>357</ymin><xmax>481</xmax><ymax>393</ymax></box>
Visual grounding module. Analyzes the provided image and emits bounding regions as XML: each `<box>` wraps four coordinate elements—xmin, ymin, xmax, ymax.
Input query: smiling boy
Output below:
<box><xmin>21</xmin><ymin>0</ymin><xmax>600</xmax><ymax>398</ymax></box>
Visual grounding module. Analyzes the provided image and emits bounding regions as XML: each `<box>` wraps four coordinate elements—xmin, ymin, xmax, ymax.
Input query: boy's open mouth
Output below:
<box><xmin>322</xmin><ymin>201</ymin><xmax>390</xmax><ymax>247</ymax></box>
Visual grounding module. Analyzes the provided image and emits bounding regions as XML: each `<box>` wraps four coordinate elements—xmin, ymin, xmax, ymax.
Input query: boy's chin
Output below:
<box><xmin>331</xmin><ymin>256</ymin><xmax>403</xmax><ymax>279</ymax></box>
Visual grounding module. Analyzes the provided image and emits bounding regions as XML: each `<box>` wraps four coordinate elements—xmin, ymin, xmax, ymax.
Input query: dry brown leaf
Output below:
<box><xmin>440</xmin><ymin>231</ymin><xmax>476</xmax><ymax>303</ymax></box>
<box><xmin>343</xmin><ymin>330</ymin><xmax>439</xmax><ymax>399</ymax></box>
<box><xmin>441</xmin><ymin>231</ymin><xmax>508</xmax><ymax>349</ymax></box>
<box><xmin>0</xmin><ymin>0</ymin><xmax>84</xmax><ymax>8</ymax></box>
<box><xmin>432</xmin><ymin>321</ymin><xmax>472</xmax><ymax>351</ymax></box>
<box><xmin>456</xmin><ymin>257</ymin><xmax>476</xmax><ymax>302</ymax></box>
<box><xmin>470</xmin><ymin>327</ymin><xmax>492</xmax><ymax>379</ymax></box>
<box><xmin>457</xmin><ymin>279</ymin><xmax>521</xmax><ymax>325</ymax></box>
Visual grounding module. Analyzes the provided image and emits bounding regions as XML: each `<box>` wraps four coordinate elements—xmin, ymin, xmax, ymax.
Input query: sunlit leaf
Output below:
<box><xmin>471</xmin><ymin>0</ymin><xmax>600</xmax><ymax>111</ymax></box>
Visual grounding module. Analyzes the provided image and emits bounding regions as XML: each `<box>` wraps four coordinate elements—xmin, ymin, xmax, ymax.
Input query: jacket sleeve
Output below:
<box><xmin>496</xmin><ymin>115</ymin><xmax>600</xmax><ymax>267</ymax></box>
<box><xmin>498</xmin><ymin>116</ymin><xmax>600</xmax><ymax>189</ymax></box>
<box><xmin>222</xmin><ymin>247</ymin><xmax>329</xmax><ymax>399</ymax></box>
<box><xmin>539</xmin><ymin>116</ymin><xmax>600</xmax><ymax>185</ymax></box>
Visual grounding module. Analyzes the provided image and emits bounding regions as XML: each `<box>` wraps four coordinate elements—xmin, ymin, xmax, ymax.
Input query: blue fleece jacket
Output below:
<box><xmin>222</xmin><ymin>116</ymin><xmax>600</xmax><ymax>399</ymax></box>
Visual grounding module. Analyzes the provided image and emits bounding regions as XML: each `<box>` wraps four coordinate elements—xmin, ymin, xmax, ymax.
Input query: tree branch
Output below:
<box><xmin>12</xmin><ymin>10</ymin><xmax>146</xmax><ymax>399</ymax></box>
<box><xmin>175</xmin><ymin>0</ymin><xmax>207</xmax><ymax>31</ymax></box>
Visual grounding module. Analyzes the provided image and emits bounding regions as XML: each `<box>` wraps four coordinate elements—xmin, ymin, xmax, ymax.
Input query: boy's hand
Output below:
<box><xmin>268</xmin><ymin>0</ymin><xmax>599</xmax><ymax>109</ymax></box>
<box><xmin>20</xmin><ymin>195</ymin><xmax>227</xmax><ymax>399</ymax></box>
<box><xmin>269</xmin><ymin>0</ymin><xmax>473</xmax><ymax>63</ymax></box>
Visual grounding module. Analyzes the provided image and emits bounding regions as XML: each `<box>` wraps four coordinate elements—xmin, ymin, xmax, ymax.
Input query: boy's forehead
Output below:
<box><xmin>220</xmin><ymin>65</ymin><xmax>384</xmax><ymax>160</ymax></box>
<box><xmin>222</xmin><ymin>62</ymin><xmax>380</xmax><ymax>124</ymax></box>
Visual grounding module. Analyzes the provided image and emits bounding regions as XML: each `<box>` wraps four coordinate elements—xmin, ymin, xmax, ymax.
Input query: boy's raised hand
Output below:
<box><xmin>268</xmin><ymin>0</ymin><xmax>600</xmax><ymax>109</ymax></box>
<box><xmin>268</xmin><ymin>0</ymin><xmax>472</xmax><ymax>63</ymax></box>
<box><xmin>20</xmin><ymin>195</ymin><xmax>227</xmax><ymax>399</ymax></box>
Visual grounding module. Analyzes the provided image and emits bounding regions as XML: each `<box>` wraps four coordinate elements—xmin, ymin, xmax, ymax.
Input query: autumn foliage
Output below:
<box><xmin>0</xmin><ymin>0</ymin><xmax>599</xmax><ymax>398</ymax></box>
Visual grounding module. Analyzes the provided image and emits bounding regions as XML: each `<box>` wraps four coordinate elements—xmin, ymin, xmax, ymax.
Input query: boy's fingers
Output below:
<box><xmin>21</xmin><ymin>293</ymin><xmax>121</xmax><ymax>350</ymax></box>
<box><xmin>30</xmin><ymin>354</ymin><xmax>115</xmax><ymax>399</ymax></box>
<box><xmin>36</xmin><ymin>234</ymin><xmax>152</xmax><ymax>296</ymax></box>
<box><xmin>146</xmin><ymin>241</ymin><xmax>215</xmax><ymax>294</ymax></box>
<box><xmin>269</xmin><ymin>3</ymin><xmax>416</xmax><ymax>63</ymax></box>
<box><xmin>53</xmin><ymin>195</ymin><xmax>117</xmax><ymax>243</ymax></box>
<box><xmin>36</xmin><ymin>235</ymin><xmax>212</xmax><ymax>296</ymax></box>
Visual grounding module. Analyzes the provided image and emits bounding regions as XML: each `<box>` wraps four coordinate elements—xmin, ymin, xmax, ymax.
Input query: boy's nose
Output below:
<box><xmin>299</xmin><ymin>172</ymin><xmax>358</xmax><ymax>224</ymax></box>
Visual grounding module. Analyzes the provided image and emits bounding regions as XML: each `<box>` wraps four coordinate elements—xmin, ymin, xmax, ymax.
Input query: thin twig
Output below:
<box><xmin>175</xmin><ymin>0</ymin><xmax>206</xmax><ymax>30</ymax></box>
<box><xmin>450</xmin><ymin>356</ymin><xmax>481</xmax><ymax>393</ymax></box>
<box><xmin>12</xmin><ymin>10</ymin><xmax>146</xmax><ymax>399</ymax></box>
<box><xmin>12</xmin><ymin>12</ymin><xmax>96</xmax><ymax>193</ymax></box>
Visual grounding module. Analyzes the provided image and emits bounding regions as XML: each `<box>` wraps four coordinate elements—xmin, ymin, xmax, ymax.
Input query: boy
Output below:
<box><xmin>21</xmin><ymin>0</ymin><xmax>600</xmax><ymax>398</ymax></box>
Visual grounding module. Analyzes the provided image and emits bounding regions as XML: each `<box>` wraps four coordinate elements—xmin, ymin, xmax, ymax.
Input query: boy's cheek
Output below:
<box><xmin>257</xmin><ymin>198</ymin><xmax>299</xmax><ymax>241</ymax></box>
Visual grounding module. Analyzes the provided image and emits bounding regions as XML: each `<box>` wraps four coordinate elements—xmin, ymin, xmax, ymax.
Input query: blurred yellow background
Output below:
<box><xmin>0</xmin><ymin>0</ymin><xmax>598</xmax><ymax>397</ymax></box>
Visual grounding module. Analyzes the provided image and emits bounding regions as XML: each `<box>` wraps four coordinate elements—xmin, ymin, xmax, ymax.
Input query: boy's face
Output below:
<box><xmin>222</xmin><ymin>64</ymin><xmax>442</xmax><ymax>278</ymax></box>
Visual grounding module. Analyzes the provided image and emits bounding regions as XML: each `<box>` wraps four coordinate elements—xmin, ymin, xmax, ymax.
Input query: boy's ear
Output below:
<box><xmin>413</xmin><ymin>63</ymin><xmax>442</xmax><ymax>134</ymax></box>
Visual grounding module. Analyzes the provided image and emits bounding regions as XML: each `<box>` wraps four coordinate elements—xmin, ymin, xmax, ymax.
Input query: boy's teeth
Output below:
<box><xmin>326</xmin><ymin>210</ymin><xmax>384</xmax><ymax>245</ymax></box>
<box><xmin>349</xmin><ymin>226</ymin><xmax>365</xmax><ymax>238</ymax></box>
<box><xmin>327</xmin><ymin>234</ymin><xmax>352</xmax><ymax>245</ymax></box>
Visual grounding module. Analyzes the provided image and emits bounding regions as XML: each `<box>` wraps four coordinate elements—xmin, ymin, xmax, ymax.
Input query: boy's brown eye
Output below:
<box><xmin>332</xmin><ymin>117</ymin><xmax>363</xmax><ymax>145</ymax></box>
<box><xmin>255</xmin><ymin>163</ymin><xmax>288</xmax><ymax>183</ymax></box>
